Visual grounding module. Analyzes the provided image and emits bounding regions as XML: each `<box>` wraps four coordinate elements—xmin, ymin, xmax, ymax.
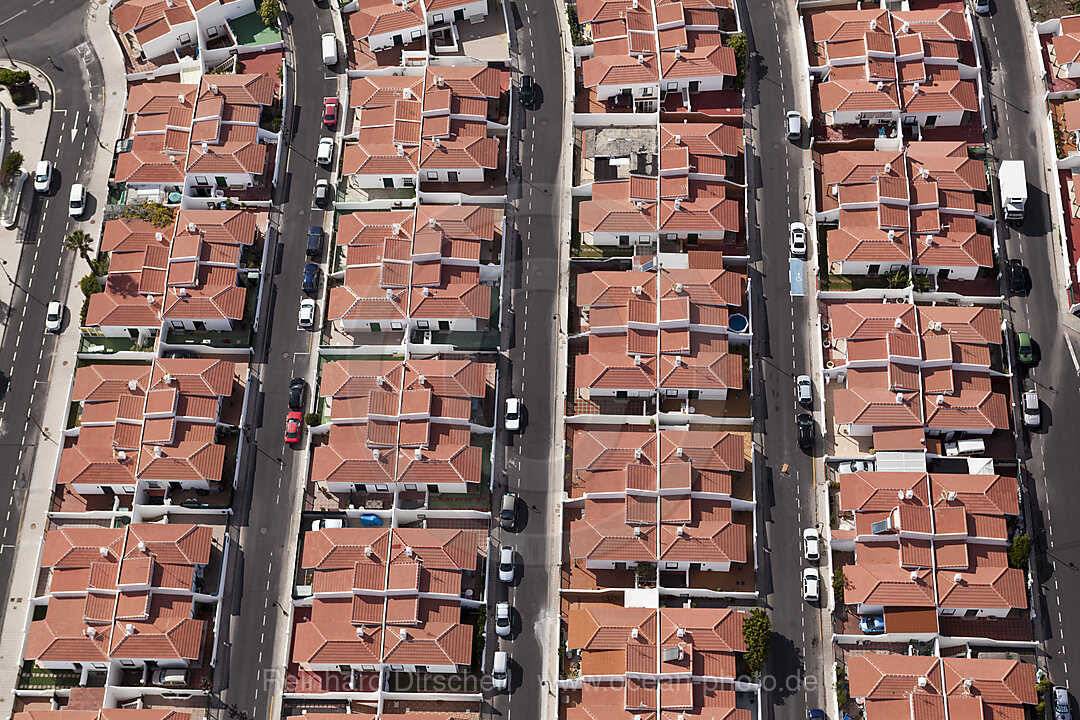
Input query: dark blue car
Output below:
<box><xmin>302</xmin><ymin>263</ymin><xmax>319</xmax><ymax>294</ymax></box>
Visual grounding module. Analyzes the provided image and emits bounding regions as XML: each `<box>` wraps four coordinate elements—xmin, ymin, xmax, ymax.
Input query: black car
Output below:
<box><xmin>1007</xmin><ymin>258</ymin><xmax>1026</xmax><ymax>295</ymax></box>
<box><xmin>314</xmin><ymin>179</ymin><xmax>331</xmax><ymax>207</ymax></box>
<box><xmin>518</xmin><ymin>75</ymin><xmax>535</xmax><ymax>107</ymax></box>
<box><xmin>289</xmin><ymin>377</ymin><xmax>307</xmax><ymax>411</ymax></box>
<box><xmin>306</xmin><ymin>226</ymin><xmax>323</xmax><ymax>257</ymax></box>
<box><xmin>797</xmin><ymin>413</ymin><xmax>815</xmax><ymax>449</ymax></box>
<box><xmin>302</xmin><ymin>263</ymin><xmax>320</xmax><ymax>294</ymax></box>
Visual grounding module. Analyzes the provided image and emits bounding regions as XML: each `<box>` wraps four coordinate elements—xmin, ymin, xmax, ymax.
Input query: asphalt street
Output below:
<box><xmin>979</xmin><ymin>0</ymin><xmax>1080</xmax><ymax>693</ymax></box>
<box><xmin>740</xmin><ymin>0</ymin><xmax>828</xmax><ymax>715</ymax></box>
<box><xmin>0</xmin><ymin>0</ymin><xmax>101</xmax><ymax>619</ymax></box>
<box><xmin>485</xmin><ymin>0</ymin><xmax>564</xmax><ymax>711</ymax></box>
<box><xmin>213</xmin><ymin>1</ymin><xmax>334</xmax><ymax>716</ymax></box>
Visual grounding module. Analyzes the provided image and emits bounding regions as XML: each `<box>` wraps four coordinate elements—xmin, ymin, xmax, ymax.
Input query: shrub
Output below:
<box><xmin>116</xmin><ymin>202</ymin><xmax>174</xmax><ymax>228</ymax></box>
<box><xmin>1008</xmin><ymin>533</ymin><xmax>1031</xmax><ymax>569</ymax></box>
<box><xmin>836</xmin><ymin>666</ymin><xmax>849</xmax><ymax>708</ymax></box>
<box><xmin>1</xmin><ymin>150</ymin><xmax>22</xmax><ymax>181</ymax></box>
<box><xmin>259</xmin><ymin>0</ymin><xmax>279</xmax><ymax>26</ymax></box>
<box><xmin>78</xmin><ymin>273</ymin><xmax>103</xmax><ymax>326</ymax></box>
<box><xmin>0</xmin><ymin>69</ymin><xmax>30</xmax><ymax>88</ymax></box>
<box><xmin>725</xmin><ymin>33</ymin><xmax>747</xmax><ymax>90</ymax></box>
<box><xmin>567</xmin><ymin>4</ymin><xmax>589</xmax><ymax>46</ymax></box>
<box><xmin>741</xmin><ymin>608</ymin><xmax>771</xmax><ymax>677</ymax></box>
<box><xmin>832</xmin><ymin>568</ymin><xmax>846</xmax><ymax>606</ymax></box>
<box><xmin>304</xmin><ymin>411</ymin><xmax>321</xmax><ymax>427</ymax></box>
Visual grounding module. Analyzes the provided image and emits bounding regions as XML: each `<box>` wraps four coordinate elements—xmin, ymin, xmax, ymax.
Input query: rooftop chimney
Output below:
<box><xmin>418</xmin><ymin>375</ymin><xmax>427</xmax><ymax>385</ymax></box>
<box><xmin>201</xmin><ymin>141</ymin><xmax>209</xmax><ymax>153</ymax></box>
<box><xmin>636</xmin><ymin>201</ymin><xmax>644</xmax><ymax>211</ymax></box>
<box><xmin>376</xmin><ymin>375</ymin><xmax>386</xmax><ymax>387</ymax></box>
<box><xmin>176</xmin><ymin>92</ymin><xmax>184</xmax><ymax>103</ymax></box>
<box><xmin>396</xmin><ymin>144</ymin><xmax>405</xmax><ymax>156</ymax></box>
<box><xmin>85</xmin><ymin>627</ymin><xmax>97</xmax><ymax>639</ymax></box>
<box><xmin>633</xmin><ymin>527</ymin><xmax>641</xmax><ymax>537</ymax></box>
<box><xmin>936</xmin><ymin>395</ymin><xmax>944</xmax><ymax>406</ymax></box>
<box><xmin>910</xmin><ymin>569</ymin><xmax>919</xmax><ymax>581</ymax></box>
<box><xmin>414</xmin><ymin>447</ymin><xmax>423</xmax><ymax>461</ymax></box>
<box><xmin>932</xmin><ymin>321</ymin><xmax>943</xmax><ymax>332</ymax></box>
<box><xmin>155</xmin><ymin>232</ymin><xmax>164</xmax><ymax>243</ymax></box>
<box><xmin>877</xmin><ymin>81</ymin><xmax>884</xmax><ymax>91</ymax></box>
<box><xmin>894</xmin><ymin>317</ymin><xmax>903</xmax><ymax>329</ymax></box>
<box><xmin>905</xmin><ymin>489</ymin><xmax>913</xmax><ymax>500</ymax></box>
<box><xmin>918</xmin><ymin>676</ymin><xmax>928</xmax><ymax>688</ymax></box>
<box><xmin>116</xmin><ymin>450</ymin><xmax>127</xmax><ymax>462</ymax></box>
<box><xmin>372</xmin><ymin>448</ymin><xmax>382</xmax><ymax>460</ymax></box>
<box><xmin>405</xmin><ymin>546</ymin><xmax>414</xmax><ymax>557</ymax></box>
<box><xmin>128</xmin><ymin>379</ymin><xmax>139</xmax><ymax>392</ymax></box>
<box><xmin>676</xmin><ymin>447</ymin><xmax>684</xmax><ymax>458</ymax></box>
<box><xmin>674</xmin><ymin>198</ymin><xmax>681</xmax><ymax>210</ymax></box>
<box><xmin>675</xmin><ymin>282</ymin><xmax>684</xmax><ymax>293</ymax></box>
<box><xmin>676</xmin><ymin>627</ymin><xmax>685</xmax><ymax>638</ymax></box>
<box><xmin>433</xmin><ymin>137</ymin><xmax>441</xmax><ymax>148</ymax></box>
<box><xmin>895</xmin><ymin>392</ymin><xmax>904</xmax><ymax>404</ymax></box>
<box><xmin>673</xmin><ymin>134</ymin><xmax>681</xmax><ymax>144</ymax></box>
<box><xmin>356</xmin><ymin>626</ymin><xmax>366</xmax><ymax>639</ymax></box>
<box><xmin>153</xmin><ymin>445</ymin><xmax>163</xmax><ymax>458</ymax></box>
<box><xmin>897</xmin><ymin>490</ymin><xmax>906</xmax><ymax>501</ymax></box>
<box><xmin>676</xmin><ymin>525</ymin><xmax>684</xmax><ymax>536</ymax></box>
<box><xmin>947</xmin><ymin>491</ymin><xmax>957</xmax><ymax>502</ymax></box>
<box><xmin>913</xmin><ymin>82</ymin><xmax>921</xmax><ymax>94</ymax></box>
<box><xmin>386</xmin><ymin>288</ymin><xmax>394</xmax><ymax>300</ymax></box>
<box><xmin>631</xmin><ymin>627</ymin><xmax>640</xmax><ymax>639</ymax></box>
<box><xmin>125</xmin><ymin>624</ymin><xmax>136</xmax><ymax>635</ymax></box>
<box><xmin>633</xmin><ymin>354</ymin><xmax>642</xmax><ymax>366</ymax></box>
<box><xmin>953</xmin><ymin>573</ymin><xmax>963</xmax><ymax>583</ymax></box>
<box><xmin>138</xmin><ymin>541</ymin><xmax>147</xmax><ymax>553</ymax></box>
<box><xmin>99</xmin><ymin>547</ymin><xmax>110</xmax><ymax>558</ymax></box>
<box><xmin>188</xmin><ymin>222</ymin><xmax>198</xmax><ymax>233</ymax></box>
<box><xmin>674</xmin><ymin>48</ymin><xmax>681</xmax><ymax>59</ymax></box>
<box><xmin>436</xmin><ymin>76</ymin><xmax>445</xmax><ymax>87</ymax></box>
<box><xmin>422</xmin><ymin>286</ymin><xmax>432</xmax><ymax>296</ymax></box>
<box><xmin>634</xmin><ymin>448</ymin><xmax>643</xmax><ymax>459</ymax></box>
<box><xmin>210</xmin><ymin>84</ymin><xmax>218</xmax><ymax>94</ymax></box>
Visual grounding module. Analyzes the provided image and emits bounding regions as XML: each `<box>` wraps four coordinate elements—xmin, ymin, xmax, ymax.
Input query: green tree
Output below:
<box><xmin>1008</xmin><ymin>533</ymin><xmax>1031</xmax><ymax>569</ymax></box>
<box><xmin>725</xmin><ymin>33</ymin><xmax>747</xmax><ymax>90</ymax></box>
<box><xmin>832</xmin><ymin>567</ymin><xmax>846</xmax><ymax>606</ymax></box>
<box><xmin>0</xmin><ymin>68</ymin><xmax>30</xmax><ymax>88</ymax></box>
<box><xmin>836</xmin><ymin>666</ymin><xmax>850</xmax><ymax>708</ymax></box>
<box><xmin>741</xmin><ymin>608</ymin><xmax>771</xmax><ymax>677</ymax></box>
<box><xmin>259</xmin><ymin>0</ymin><xmax>279</xmax><ymax>27</ymax></box>
<box><xmin>1</xmin><ymin>150</ymin><xmax>22</xmax><ymax>181</ymax></box>
<box><xmin>63</xmin><ymin>230</ymin><xmax>96</xmax><ymax>273</ymax></box>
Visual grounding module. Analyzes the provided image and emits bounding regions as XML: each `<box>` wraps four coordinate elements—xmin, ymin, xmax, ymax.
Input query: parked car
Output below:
<box><xmin>151</xmin><ymin>668</ymin><xmax>188</xmax><ymax>687</ymax></box>
<box><xmin>288</xmin><ymin>377</ymin><xmax>306</xmax><ymax>411</ymax></box>
<box><xmin>68</xmin><ymin>183</ymin><xmax>86</xmax><ymax>217</ymax></box>
<box><xmin>859</xmin><ymin>615</ymin><xmax>886</xmax><ymax>634</ymax></box>
<box><xmin>786</xmin><ymin>110</ymin><xmax>802</xmax><ymax>139</ymax></box>
<box><xmin>504</xmin><ymin>396</ymin><xmax>521</xmax><ymax>431</ymax></box>
<box><xmin>306</xmin><ymin>226</ymin><xmax>323</xmax><ymax>257</ymax></box>
<box><xmin>492</xmin><ymin>650</ymin><xmax>509</xmax><ymax>691</ymax></box>
<box><xmin>302</xmin><ymin>263</ymin><xmax>320</xmax><ymax>294</ymax></box>
<box><xmin>1054</xmin><ymin>686</ymin><xmax>1072</xmax><ymax>720</ymax></box>
<box><xmin>314</xmin><ymin>178</ymin><xmax>331</xmax><ymax>207</ymax></box>
<box><xmin>44</xmin><ymin>301</ymin><xmax>62</xmax><ymax>333</ymax></box>
<box><xmin>789</xmin><ymin>221</ymin><xmax>808</xmax><ymax>257</ymax></box>
<box><xmin>807</xmin><ymin>711</ymin><xmax>825</xmax><ymax>720</ymax></box>
<box><xmin>298</xmin><ymin>297</ymin><xmax>316</xmax><ymax>327</ymax></box>
<box><xmin>33</xmin><ymin>160</ymin><xmax>52</xmax><ymax>193</ymax></box>
<box><xmin>1022</xmin><ymin>390</ymin><xmax>1041</xmax><ymax>428</ymax></box>
<box><xmin>801</xmin><ymin>567</ymin><xmax>819</xmax><ymax>602</ymax></box>
<box><xmin>311</xmin><ymin>518</ymin><xmax>345</xmax><ymax>531</ymax></box>
<box><xmin>797</xmin><ymin>413</ymin><xmax>814</xmax><ymax>449</ymax></box>
<box><xmin>317</xmin><ymin>137</ymin><xmax>334</xmax><ymax>165</ymax></box>
<box><xmin>1016</xmin><ymin>331</ymin><xmax>1034</xmax><ymax>364</ymax></box>
<box><xmin>973</xmin><ymin>0</ymin><xmax>990</xmax><ymax>13</ymax></box>
<box><xmin>500</xmin><ymin>491</ymin><xmax>518</xmax><ymax>529</ymax></box>
<box><xmin>498</xmin><ymin>545</ymin><xmax>515</xmax><ymax>583</ymax></box>
<box><xmin>518</xmin><ymin>75</ymin><xmax>535</xmax><ymax>107</ymax></box>
<box><xmin>322</xmin><ymin>97</ymin><xmax>338</xmax><ymax>128</ymax></box>
<box><xmin>284</xmin><ymin>410</ymin><xmax>302</xmax><ymax>444</ymax></box>
<box><xmin>803</xmin><ymin>528</ymin><xmax>820</xmax><ymax>562</ymax></box>
<box><xmin>796</xmin><ymin>374</ymin><xmax>812</xmax><ymax>406</ymax></box>
<box><xmin>1007</xmin><ymin>258</ymin><xmax>1026</xmax><ymax>295</ymax></box>
<box><xmin>837</xmin><ymin>459</ymin><xmax>874</xmax><ymax>474</ymax></box>
<box><xmin>495</xmin><ymin>601</ymin><xmax>512</xmax><ymax>637</ymax></box>
<box><xmin>944</xmin><ymin>437</ymin><xmax>986</xmax><ymax>456</ymax></box>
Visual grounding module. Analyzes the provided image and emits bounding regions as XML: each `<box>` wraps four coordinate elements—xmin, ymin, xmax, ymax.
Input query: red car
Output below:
<box><xmin>285</xmin><ymin>411</ymin><xmax>302</xmax><ymax>444</ymax></box>
<box><xmin>322</xmin><ymin>98</ymin><xmax>337</xmax><ymax>128</ymax></box>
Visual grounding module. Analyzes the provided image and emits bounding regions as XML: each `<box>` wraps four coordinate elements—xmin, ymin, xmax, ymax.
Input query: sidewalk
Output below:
<box><xmin>0</xmin><ymin>4</ymin><xmax>129</xmax><ymax>710</ymax></box>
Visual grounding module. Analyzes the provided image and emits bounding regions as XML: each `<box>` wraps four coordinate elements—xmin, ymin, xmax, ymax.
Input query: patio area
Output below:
<box><xmin>228</xmin><ymin>12</ymin><xmax>283</xmax><ymax>47</ymax></box>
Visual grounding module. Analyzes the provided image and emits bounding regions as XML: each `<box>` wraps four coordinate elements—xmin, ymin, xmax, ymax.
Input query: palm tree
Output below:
<box><xmin>63</xmin><ymin>230</ymin><xmax>96</xmax><ymax>273</ymax></box>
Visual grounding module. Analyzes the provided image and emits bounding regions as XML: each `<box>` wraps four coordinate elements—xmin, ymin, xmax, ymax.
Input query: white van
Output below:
<box><xmin>68</xmin><ymin>183</ymin><xmax>86</xmax><ymax>218</ymax></box>
<box><xmin>492</xmin><ymin>651</ymin><xmax>508</xmax><ymax>691</ymax></box>
<box><xmin>321</xmin><ymin>33</ymin><xmax>338</xmax><ymax>66</ymax></box>
<box><xmin>944</xmin><ymin>438</ymin><xmax>986</xmax><ymax>456</ymax></box>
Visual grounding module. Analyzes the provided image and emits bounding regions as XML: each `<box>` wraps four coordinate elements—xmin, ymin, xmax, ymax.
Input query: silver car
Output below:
<box><xmin>1055</xmin><ymin>686</ymin><xmax>1071</xmax><ymax>720</ymax></box>
<box><xmin>495</xmin><ymin>601</ymin><xmax>511</xmax><ymax>637</ymax></box>
<box><xmin>1022</xmin><ymin>390</ymin><xmax>1040</xmax><ymax>428</ymax></box>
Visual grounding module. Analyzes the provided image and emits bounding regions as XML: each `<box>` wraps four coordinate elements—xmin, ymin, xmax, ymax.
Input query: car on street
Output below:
<box><xmin>495</xmin><ymin>601</ymin><xmax>511</xmax><ymax>637</ymax></box>
<box><xmin>68</xmin><ymin>183</ymin><xmax>86</xmax><ymax>217</ymax></box>
<box><xmin>1016</xmin><ymin>331</ymin><xmax>1034</xmax><ymax>364</ymax></box>
<box><xmin>837</xmin><ymin>459</ymin><xmax>874</xmax><ymax>474</ymax></box>
<box><xmin>802</xmin><ymin>567</ymin><xmax>819</xmax><ymax>602</ymax></box>
<box><xmin>498</xmin><ymin>545</ymin><xmax>515</xmax><ymax>583</ymax></box>
<box><xmin>803</xmin><ymin>528</ymin><xmax>820</xmax><ymax>561</ymax></box>
<box><xmin>796</xmin><ymin>374</ymin><xmax>812</xmax><ymax>406</ymax></box>
<box><xmin>492</xmin><ymin>650</ymin><xmax>509</xmax><ymax>691</ymax></box>
<box><xmin>298</xmin><ymin>298</ymin><xmax>316</xmax><ymax>328</ymax></box>
<box><xmin>289</xmin><ymin>377</ymin><xmax>306</xmax><ymax>411</ymax></box>
<box><xmin>317</xmin><ymin>137</ymin><xmax>334</xmax><ymax>165</ymax></box>
<box><xmin>1055</xmin><ymin>686</ymin><xmax>1072</xmax><ymax>720</ymax></box>
<box><xmin>789</xmin><ymin>221</ymin><xmax>808</xmax><ymax>257</ymax></box>
<box><xmin>519</xmin><ymin>75</ymin><xmax>535</xmax><ymax>107</ymax></box>
<box><xmin>807</xmin><ymin>711</ymin><xmax>825</xmax><ymax>720</ymax></box>
<box><xmin>44</xmin><ymin>301</ymin><xmax>62</xmax><ymax>333</ymax></box>
<box><xmin>284</xmin><ymin>410</ymin><xmax>302</xmax><ymax>444</ymax></box>
<box><xmin>504</xmin><ymin>396</ymin><xmax>521</xmax><ymax>431</ymax></box>
<box><xmin>1007</xmin><ymin>258</ymin><xmax>1026</xmax><ymax>295</ymax></box>
<box><xmin>797</xmin><ymin>413</ymin><xmax>814</xmax><ymax>449</ymax></box>
<box><xmin>1022</xmin><ymin>390</ymin><xmax>1040</xmax><ymax>428</ymax></box>
<box><xmin>302</xmin><ymin>263</ymin><xmax>320</xmax><ymax>294</ymax></box>
<box><xmin>859</xmin><ymin>615</ymin><xmax>886</xmax><ymax>634</ymax></box>
<box><xmin>322</xmin><ymin>97</ymin><xmax>337</xmax><ymax>128</ymax></box>
<box><xmin>33</xmin><ymin>160</ymin><xmax>52</xmax><ymax>193</ymax></box>
<box><xmin>314</xmin><ymin>178</ymin><xmax>331</xmax><ymax>207</ymax></box>
<box><xmin>973</xmin><ymin>0</ymin><xmax>990</xmax><ymax>13</ymax></box>
<box><xmin>786</xmin><ymin>110</ymin><xmax>802</xmax><ymax>139</ymax></box>
<box><xmin>306</xmin><ymin>226</ymin><xmax>323</xmax><ymax>257</ymax></box>
<box><xmin>500</xmin><ymin>491</ymin><xmax>517</xmax><ymax>529</ymax></box>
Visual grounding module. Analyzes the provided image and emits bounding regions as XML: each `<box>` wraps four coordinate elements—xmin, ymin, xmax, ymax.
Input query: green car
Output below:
<box><xmin>1016</xmin><ymin>332</ymin><xmax>1033</xmax><ymax>364</ymax></box>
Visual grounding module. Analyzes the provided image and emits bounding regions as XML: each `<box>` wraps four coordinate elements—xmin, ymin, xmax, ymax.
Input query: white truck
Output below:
<box><xmin>999</xmin><ymin>160</ymin><xmax>1027</xmax><ymax>223</ymax></box>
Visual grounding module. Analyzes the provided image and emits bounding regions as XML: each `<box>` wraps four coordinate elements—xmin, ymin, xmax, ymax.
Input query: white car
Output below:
<box><xmin>789</xmin><ymin>221</ymin><xmax>808</xmax><ymax>257</ymax></box>
<box><xmin>495</xmin><ymin>601</ymin><xmax>511</xmax><ymax>637</ymax></box>
<box><xmin>492</xmin><ymin>650</ymin><xmax>509</xmax><ymax>691</ymax></box>
<box><xmin>1022</xmin><ymin>390</ymin><xmax>1040</xmax><ymax>428</ymax></box>
<box><xmin>803</xmin><ymin>528</ymin><xmax>820</xmax><ymax>562</ymax></box>
<box><xmin>796</xmin><ymin>374</ymin><xmax>812</xmax><ymax>406</ymax></box>
<box><xmin>498</xmin><ymin>545</ymin><xmax>515</xmax><ymax>583</ymax></box>
<box><xmin>317</xmin><ymin>137</ymin><xmax>334</xmax><ymax>165</ymax></box>
<box><xmin>68</xmin><ymin>183</ymin><xmax>86</xmax><ymax>217</ymax></box>
<box><xmin>973</xmin><ymin>0</ymin><xmax>990</xmax><ymax>13</ymax></box>
<box><xmin>298</xmin><ymin>298</ymin><xmax>316</xmax><ymax>328</ymax></box>
<box><xmin>33</xmin><ymin>160</ymin><xmax>52</xmax><ymax>193</ymax></box>
<box><xmin>802</xmin><ymin>567</ymin><xmax>819</xmax><ymax>602</ymax></box>
<box><xmin>310</xmin><ymin>518</ymin><xmax>345</xmax><ymax>532</ymax></box>
<box><xmin>504</xmin><ymin>397</ymin><xmax>521</xmax><ymax>431</ymax></box>
<box><xmin>44</xmin><ymin>301</ymin><xmax>62</xmax><ymax>333</ymax></box>
<box><xmin>837</xmin><ymin>459</ymin><xmax>874</xmax><ymax>474</ymax></box>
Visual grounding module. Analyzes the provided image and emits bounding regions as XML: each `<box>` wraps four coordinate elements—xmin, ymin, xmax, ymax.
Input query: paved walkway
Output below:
<box><xmin>0</xmin><ymin>4</ymin><xmax>128</xmax><ymax>710</ymax></box>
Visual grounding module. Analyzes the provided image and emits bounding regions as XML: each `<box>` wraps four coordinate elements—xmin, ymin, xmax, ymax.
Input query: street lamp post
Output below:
<box><xmin>0</xmin><ymin>38</ymin><xmax>11</xmax><ymax>68</ymax></box>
